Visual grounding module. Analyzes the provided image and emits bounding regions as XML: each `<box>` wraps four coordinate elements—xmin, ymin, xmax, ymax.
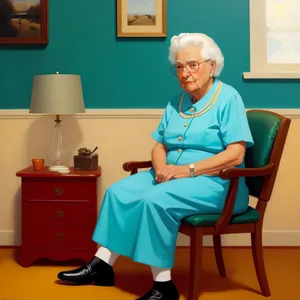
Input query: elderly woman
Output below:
<box><xmin>57</xmin><ymin>32</ymin><xmax>254</xmax><ymax>300</ymax></box>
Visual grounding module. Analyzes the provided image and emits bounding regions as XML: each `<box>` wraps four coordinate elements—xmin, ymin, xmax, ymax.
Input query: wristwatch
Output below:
<box><xmin>189</xmin><ymin>163</ymin><xmax>195</xmax><ymax>178</ymax></box>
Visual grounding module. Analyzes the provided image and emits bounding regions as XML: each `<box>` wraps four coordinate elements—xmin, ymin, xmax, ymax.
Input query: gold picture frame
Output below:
<box><xmin>117</xmin><ymin>0</ymin><xmax>166</xmax><ymax>37</ymax></box>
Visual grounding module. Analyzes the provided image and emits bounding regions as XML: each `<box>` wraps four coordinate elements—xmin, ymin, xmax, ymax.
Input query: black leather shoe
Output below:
<box><xmin>57</xmin><ymin>257</ymin><xmax>114</xmax><ymax>286</ymax></box>
<box><xmin>136</xmin><ymin>281</ymin><xmax>179</xmax><ymax>300</ymax></box>
<box><xmin>136</xmin><ymin>288</ymin><xmax>164</xmax><ymax>300</ymax></box>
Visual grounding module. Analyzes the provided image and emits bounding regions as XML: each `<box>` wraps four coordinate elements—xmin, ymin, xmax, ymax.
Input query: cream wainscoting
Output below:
<box><xmin>0</xmin><ymin>109</ymin><xmax>299</xmax><ymax>247</ymax></box>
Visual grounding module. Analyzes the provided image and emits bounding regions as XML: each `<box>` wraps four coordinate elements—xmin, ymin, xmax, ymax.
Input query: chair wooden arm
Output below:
<box><xmin>219</xmin><ymin>163</ymin><xmax>275</xmax><ymax>180</ymax></box>
<box><xmin>214</xmin><ymin>178</ymin><xmax>239</xmax><ymax>233</ymax></box>
<box><xmin>215</xmin><ymin>163</ymin><xmax>274</xmax><ymax>233</ymax></box>
<box><xmin>123</xmin><ymin>160</ymin><xmax>153</xmax><ymax>174</ymax></box>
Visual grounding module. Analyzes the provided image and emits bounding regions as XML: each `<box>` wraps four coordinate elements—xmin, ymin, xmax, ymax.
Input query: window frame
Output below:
<box><xmin>243</xmin><ymin>0</ymin><xmax>300</xmax><ymax>79</ymax></box>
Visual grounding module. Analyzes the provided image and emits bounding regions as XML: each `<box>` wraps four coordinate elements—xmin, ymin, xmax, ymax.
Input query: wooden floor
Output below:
<box><xmin>0</xmin><ymin>247</ymin><xmax>299</xmax><ymax>300</ymax></box>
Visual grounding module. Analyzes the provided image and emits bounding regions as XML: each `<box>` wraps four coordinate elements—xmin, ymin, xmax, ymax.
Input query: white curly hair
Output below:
<box><xmin>168</xmin><ymin>33</ymin><xmax>224</xmax><ymax>77</ymax></box>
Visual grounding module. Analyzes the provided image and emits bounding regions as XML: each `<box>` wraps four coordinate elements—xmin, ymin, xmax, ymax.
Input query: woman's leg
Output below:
<box><xmin>95</xmin><ymin>246</ymin><xmax>119</xmax><ymax>266</ymax></box>
<box><xmin>92</xmin><ymin>175</ymin><xmax>225</xmax><ymax>299</ymax></box>
<box><xmin>59</xmin><ymin>170</ymin><xmax>227</xmax><ymax>299</ymax></box>
<box><xmin>57</xmin><ymin>170</ymin><xmax>157</xmax><ymax>285</ymax></box>
<box><xmin>135</xmin><ymin>266</ymin><xmax>178</xmax><ymax>300</ymax></box>
<box><xmin>151</xmin><ymin>266</ymin><xmax>171</xmax><ymax>281</ymax></box>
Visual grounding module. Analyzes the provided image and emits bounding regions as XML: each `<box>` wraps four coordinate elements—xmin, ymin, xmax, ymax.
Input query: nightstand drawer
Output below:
<box><xmin>24</xmin><ymin>181</ymin><xmax>91</xmax><ymax>201</ymax></box>
<box><xmin>29</xmin><ymin>226</ymin><xmax>94</xmax><ymax>250</ymax></box>
<box><xmin>28</xmin><ymin>202</ymin><xmax>90</xmax><ymax>226</ymax></box>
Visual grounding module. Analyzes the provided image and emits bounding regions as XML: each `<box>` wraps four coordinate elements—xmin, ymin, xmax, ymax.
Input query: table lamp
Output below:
<box><xmin>29</xmin><ymin>72</ymin><xmax>86</xmax><ymax>172</ymax></box>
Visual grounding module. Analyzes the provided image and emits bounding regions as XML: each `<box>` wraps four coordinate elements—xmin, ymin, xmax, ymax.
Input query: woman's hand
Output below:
<box><xmin>155</xmin><ymin>164</ymin><xmax>189</xmax><ymax>183</ymax></box>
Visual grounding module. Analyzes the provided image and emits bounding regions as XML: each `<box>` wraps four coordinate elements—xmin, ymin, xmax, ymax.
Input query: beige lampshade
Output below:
<box><xmin>29</xmin><ymin>73</ymin><xmax>86</xmax><ymax>114</ymax></box>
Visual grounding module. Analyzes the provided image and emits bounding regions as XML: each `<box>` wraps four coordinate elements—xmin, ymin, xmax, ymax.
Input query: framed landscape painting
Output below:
<box><xmin>117</xmin><ymin>0</ymin><xmax>166</xmax><ymax>37</ymax></box>
<box><xmin>0</xmin><ymin>0</ymin><xmax>48</xmax><ymax>44</ymax></box>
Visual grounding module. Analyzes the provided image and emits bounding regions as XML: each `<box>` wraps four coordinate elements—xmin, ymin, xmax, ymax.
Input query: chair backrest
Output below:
<box><xmin>245</xmin><ymin>110</ymin><xmax>291</xmax><ymax>200</ymax></box>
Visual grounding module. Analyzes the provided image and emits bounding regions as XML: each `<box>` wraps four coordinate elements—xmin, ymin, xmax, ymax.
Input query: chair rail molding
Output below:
<box><xmin>0</xmin><ymin>109</ymin><xmax>300</xmax><ymax>119</ymax></box>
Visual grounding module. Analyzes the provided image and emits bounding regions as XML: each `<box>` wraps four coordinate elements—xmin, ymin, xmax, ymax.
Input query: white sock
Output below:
<box><xmin>151</xmin><ymin>266</ymin><xmax>171</xmax><ymax>282</ymax></box>
<box><xmin>95</xmin><ymin>246</ymin><xmax>119</xmax><ymax>266</ymax></box>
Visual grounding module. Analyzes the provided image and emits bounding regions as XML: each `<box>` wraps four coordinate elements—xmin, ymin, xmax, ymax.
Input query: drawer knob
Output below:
<box><xmin>54</xmin><ymin>187</ymin><xmax>64</xmax><ymax>197</ymax></box>
<box><xmin>55</xmin><ymin>232</ymin><xmax>64</xmax><ymax>241</ymax></box>
<box><xmin>55</xmin><ymin>210</ymin><xmax>64</xmax><ymax>219</ymax></box>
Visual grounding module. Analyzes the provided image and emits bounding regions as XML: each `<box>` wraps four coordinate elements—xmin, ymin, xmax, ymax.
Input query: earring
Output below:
<box><xmin>210</xmin><ymin>73</ymin><xmax>213</xmax><ymax>77</ymax></box>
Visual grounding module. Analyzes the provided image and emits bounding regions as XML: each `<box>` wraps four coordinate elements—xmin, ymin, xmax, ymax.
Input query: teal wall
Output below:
<box><xmin>0</xmin><ymin>0</ymin><xmax>299</xmax><ymax>109</ymax></box>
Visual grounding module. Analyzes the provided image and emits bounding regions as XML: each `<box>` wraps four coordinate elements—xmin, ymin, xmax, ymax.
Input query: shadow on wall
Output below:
<box><xmin>25</xmin><ymin>115</ymin><xmax>84</xmax><ymax>167</ymax></box>
<box><xmin>13</xmin><ymin>188</ymin><xmax>21</xmax><ymax>246</ymax></box>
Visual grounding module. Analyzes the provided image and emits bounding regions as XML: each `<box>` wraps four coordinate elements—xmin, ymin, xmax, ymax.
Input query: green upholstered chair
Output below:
<box><xmin>123</xmin><ymin>109</ymin><xmax>291</xmax><ymax>300</ymax></box>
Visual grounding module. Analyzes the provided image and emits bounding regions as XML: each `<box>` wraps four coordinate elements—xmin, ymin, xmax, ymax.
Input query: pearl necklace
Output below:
<box><xmin>179</xmin><ymin>81</ymin><xmax>222</xmax><ymax>119</ymax></box>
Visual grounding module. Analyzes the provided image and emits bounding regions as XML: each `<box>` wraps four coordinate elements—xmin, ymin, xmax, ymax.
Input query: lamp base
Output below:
<box><xmin>48</xmin><ymin>165</ymin><xmax>70</xmax><ymax>173</ymax></box>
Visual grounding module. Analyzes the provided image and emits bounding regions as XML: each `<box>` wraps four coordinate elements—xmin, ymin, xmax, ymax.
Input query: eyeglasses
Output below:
<box><xmin>170</xmin><ymin>59</ymin><xmax>210</xmax><ymax>75</ymax></box>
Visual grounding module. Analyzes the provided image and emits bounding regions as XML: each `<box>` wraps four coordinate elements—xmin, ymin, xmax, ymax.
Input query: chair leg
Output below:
<box><xmin>251</xmin><ymin>226</ymin><xmax>271</xmax><ymax>297</ymax></box>
<box><xmin>213</xmin><ymin>234</ymin><xmax>227</xmax><ymax>277</ymax></box>
<box><xmin>188</xmin><ymin>228</ymin><xmax>203</xmax><ymax>300</ymax></box>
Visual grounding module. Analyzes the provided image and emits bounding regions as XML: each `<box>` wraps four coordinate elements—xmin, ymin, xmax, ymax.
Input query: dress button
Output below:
<box><xmin>184</xmin><ymin>123</ymin><xmax>188</xmax><ymax>127</ymax></box>
<box><xmin>190</xmin><ymin>107</ymin><xmax>195</xmax><ymax>112</ymax></box>
<box><xmin>178</xmin><ymin>136</ymin><xmax>182</xmax><ymax>141</ymax></box>
<box><xmin>178</xmin><ymin>148</ymin><xmax>182</xmax><ymax>153</ymax></box>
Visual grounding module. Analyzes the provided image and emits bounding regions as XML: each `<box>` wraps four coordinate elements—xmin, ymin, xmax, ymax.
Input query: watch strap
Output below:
<box><xmin>189</xmin><ymin>164</ymin><xmax>195</xmax><ymax>177</ymax></box>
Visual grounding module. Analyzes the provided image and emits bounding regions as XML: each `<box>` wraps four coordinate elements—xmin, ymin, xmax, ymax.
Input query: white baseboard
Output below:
<box><xmin>0</xmin><ymin>108</ymin><xmax>300</xmax><ymax>119</ymax></box>
<box><xmin>0</xmin><ymin>230</ymin><xmax>18</xmax><ymax>246</ymax></box>
<box><xmin>177</xmin><ymin>230</ymin><xmax>300</xmax><ymax>247</ymax></box>
<box><xmin>1</xmin><ymin>230</ymin><xmax>300</xmax><ymax>247</ymax></box>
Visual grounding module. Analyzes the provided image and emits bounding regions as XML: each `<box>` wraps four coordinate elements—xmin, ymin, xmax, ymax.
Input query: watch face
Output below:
<box><xmin>190</xmin><ymin>164</ymin><xmax>194</xmax><ymax>168</ymax></box>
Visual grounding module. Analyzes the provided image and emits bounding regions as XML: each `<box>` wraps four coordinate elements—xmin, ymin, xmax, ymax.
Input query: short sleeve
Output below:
<box><xmin>151</xmin><ymin>102</ymin><xmax>173</xmax><ymax>144</ymax></box>
<box><xmin>220</xmin><ymin>94</ymin><xmax>254</xmax><ymax>148</ymax></box>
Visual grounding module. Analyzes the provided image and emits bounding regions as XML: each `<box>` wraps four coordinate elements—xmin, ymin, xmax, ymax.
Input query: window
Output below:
<box><xmin>243</xmin><ymin>0</ymin><xmax>300</xmax><ymax>79</ymax></box>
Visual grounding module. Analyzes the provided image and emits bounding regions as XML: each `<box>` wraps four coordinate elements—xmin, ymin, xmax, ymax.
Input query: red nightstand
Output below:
<box><xmin>16</xmin><ymin>166</ymin><xmax>101</xmax><ymax>267</ymax></box>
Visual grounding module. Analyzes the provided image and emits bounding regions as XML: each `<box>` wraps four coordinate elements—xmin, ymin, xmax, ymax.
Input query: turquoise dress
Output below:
<box><xmin>92</xmin><ymin>79</ymin><xmax>254</xmax><ymax>269</ymax></box>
